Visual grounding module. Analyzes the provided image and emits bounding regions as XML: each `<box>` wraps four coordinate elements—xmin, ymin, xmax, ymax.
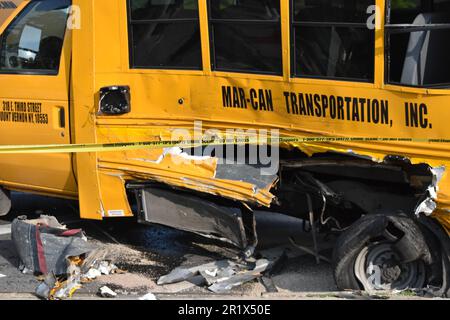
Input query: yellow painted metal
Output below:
<box><xmin>0</xmin><ymin>0</ymin><xmax>448</xmax><ymax>234</ymax></box>
<box><xmin>0</xmin><ymin>0</ymin><xmax>77</xmax><ymax>198</ymax></box>
<box><xmin>0</xmin><ymin>0</ymin><xmax>23</xmax><ymax>29</ymax></box>
<box><xmin>71</xmin><ymin>0</ymin><xmax>104</xmax><ymax>219</ymax></box>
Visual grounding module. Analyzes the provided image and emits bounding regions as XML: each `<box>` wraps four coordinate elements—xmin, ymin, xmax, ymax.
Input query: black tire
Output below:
<box><xmin>332</xmin><ymin>213</ymin><xmax>441</xmax><ymax>292</ymax></box>
<box><xmin>0</xmin><ymin>187</ymin><xmax>11</xmax><ymax>216</ymax></box>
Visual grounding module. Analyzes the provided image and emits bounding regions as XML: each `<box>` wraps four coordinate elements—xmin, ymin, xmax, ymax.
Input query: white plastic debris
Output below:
<box><xmin>99</xmin><ymin>286</ymin><xmax>117</xmax><ymax>298</ymax></box>
<box><xmin>139</xmin><ymin>292</ymin><xmax>157</xmax><ymax>300</ymax></box>
<box><xmin>0</xmin><ymin>274</ymin><xmax>6</xmax><ymax>278</ymax></box>
<box><xmin>203</xmin><ymin>269</ymin><xmax>218</xmax><ymax>277</ymax></box>
<box><xmin>98</xmin><ymin>261</ymin><xmax>118</xmax><ymax>275</ymax></box>
<box><xmin>84</xmin><ymin>268</ymin><xmax>102</xmax><ymax>279</ymax></box>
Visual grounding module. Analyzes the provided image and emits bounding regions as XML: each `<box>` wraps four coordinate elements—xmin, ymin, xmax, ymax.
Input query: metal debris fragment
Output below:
<box><xmin>207</xmin><ymin>259</ymin><xmax>270</xmax><ymax>294</ymax></box>
<box><xmin>415</xmin><ymin>166</ymin><xmax>446</xmax><ymax>216</ymax></box>
<box><xmin>99</xmin><ymin>286</ymin><xmax>117</xmax><ymax>298</ymax></box>
<box><xmin>157</xmin><ymin>260</ymin><xmax>239</xmax><ymax>285</ymax></box>
<box><xmin>157</xmin><ymin>258</ymin><xmax>271</xmax><ymax>293</ymax></box>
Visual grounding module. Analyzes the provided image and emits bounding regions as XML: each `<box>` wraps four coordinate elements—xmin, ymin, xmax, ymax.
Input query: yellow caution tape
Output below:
<box><xmin>0</xmin><ymin>137</ymin><xmax>449</xmax><ymax>154</ymax></box>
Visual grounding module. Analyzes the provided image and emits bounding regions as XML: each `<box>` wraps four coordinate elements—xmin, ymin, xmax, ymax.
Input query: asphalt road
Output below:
<box><xmin>2</xmin><ymin>192</ymin><xmax>424</xmax><ymax>300</ymax></box>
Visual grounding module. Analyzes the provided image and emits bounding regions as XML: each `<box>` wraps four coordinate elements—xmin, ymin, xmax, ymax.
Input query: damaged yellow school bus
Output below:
<box><xmin>1</xmin><ymin>0</ymin><xmax>450</xmax><ymax>295</ymax></box>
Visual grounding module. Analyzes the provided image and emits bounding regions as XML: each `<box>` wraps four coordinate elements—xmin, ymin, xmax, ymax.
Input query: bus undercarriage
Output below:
<box><xmin>125</xmin><ymin>146</ymin><xmax>450</xmax><ymax>296</ymax></box>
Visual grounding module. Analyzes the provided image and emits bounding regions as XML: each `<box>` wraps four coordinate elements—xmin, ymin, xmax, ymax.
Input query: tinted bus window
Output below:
<box><xmin>128</xmin><ymin>0</ymin><xmax>202</xmax><ymax>69</ymax></box>
<box><xmin>292</xmin><ymin>0</ymin><xmax>375</xmax><ymax>82</ymax></box>
<box><xmin>0</xmin><ymin>0</ymin><xmax>71</xmax><ymax>74</ymax></box>
<box><xmin>208</xmin><ymin>0</ymin><xmax>282</xmax><ymax>75</ymax></box>
<box><xmin>386</xmin><ymin>0</ymin><xmax>450</xmax><ymax>87</ymax></box>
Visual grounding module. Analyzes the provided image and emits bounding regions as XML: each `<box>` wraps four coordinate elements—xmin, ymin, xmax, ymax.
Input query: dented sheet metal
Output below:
<box><xmin>414</xmin><ymin>166</ymin><xmax>444</xmax><ymax>216</ymax></box>
<box><xmin>95</xmin><ymin>130</ymin><xmax>450</xmax><ymax>235</ymax></box>
<box><xmin>139</xmin><ymin>187</ymin><xmax>249</xmax><ymax>248</ymax></box>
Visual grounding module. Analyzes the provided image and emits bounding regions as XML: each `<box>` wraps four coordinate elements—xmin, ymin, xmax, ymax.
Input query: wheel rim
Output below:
<box><xmin>354</xmin><ymin>243</ymin><xmax>426</xmax><ymax>291</ymax></box>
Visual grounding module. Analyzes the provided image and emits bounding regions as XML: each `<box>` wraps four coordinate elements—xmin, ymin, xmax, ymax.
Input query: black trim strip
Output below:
<box><xmin>129</xmin><ymin>18</ymin><xmax>198</xmax><ymax>24</ymax></box>
<box><xmin>293</xmin><ymin>21</ymin><xmax>368</xmax><ymax>28</ymax></box>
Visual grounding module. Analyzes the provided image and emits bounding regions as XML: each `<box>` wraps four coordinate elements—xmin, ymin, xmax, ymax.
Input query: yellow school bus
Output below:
<box><xmin>0</xmin><ymin>0</ymin><xmax>450</xmax><ymax>294</ymax></box>
<box><xmin>0</xmin><ymin>1</ymin><xmax>22</xmax><ymax>23</ymax></box>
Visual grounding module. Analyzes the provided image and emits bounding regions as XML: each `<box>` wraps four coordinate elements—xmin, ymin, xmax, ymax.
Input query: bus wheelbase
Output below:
<box><xmin>0</xmin><ymin>187</ymin><xmax>11</xmax><ymax>217</ymax></box>
<box><xmin>332</xmin><ymin>213</ymin><xmax>450</xmax><ymax>297</ymax></box>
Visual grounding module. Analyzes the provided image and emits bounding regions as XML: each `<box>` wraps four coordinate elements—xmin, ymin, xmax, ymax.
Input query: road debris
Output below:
<box><xmin>12</xmin><ymin>215</ymin><xmax>95</xmax><ymax>275</ymax></box>
<box><xmin>157</xmin><ymin>260</ymin><xmax>241</xmax><ymax>285</ymax></box>
<box><xmin>0</xmin><ymin>224</ymin><xmax>11</xmax><ymax>235</ymax></box>
<box><xmin>98</xmin><ymin>286</ymin><xmax>117</xmax><ymax>298</ymax></box>
<box><xmin>139</xmin><ymin>292</ymin><xmax>157</xmax><ymax>300</ymax></box>
<box><xmin>157</xmin><ymin>258</ymin><xmax>271</xmax><ymax>293</ymax></box>
<box><xmin>11</xmin><ymin>215</ymin><xmax>123</xmax><ymax>300</ymax></box>
<box><xmin>208</xmin><ymin>259</ymin><xmax>270</xmax><ymax>294</ymax></box>
<box><xmin>0</xmin><ymin>274</ymin><xmax>6</xmax><ymax>278</ymax></box>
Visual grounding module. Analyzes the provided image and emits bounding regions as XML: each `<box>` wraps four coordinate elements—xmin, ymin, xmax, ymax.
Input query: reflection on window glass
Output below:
<box><xmin>293</xmin><ymin>0</ymin><xmax>374</xmax><ymax>23</ymax></box>
<box><xmin>128</xmin><ymin>0</ymin><xmax>202</xmax><ymax>69</ymax></box>
<box><xmin>292</xmin><ymin>0</ymin><xmax>375</xmax><ymax>81</ymax></box>
<box><xmin>0</xmin><ymin>0</ymin><xmax>71</xmax><ymax>73</ymax></box>
<box><xmin>387</xmin><ymin>0</ymin><xmax>450</xmax><ymax>87</ymax></box>
<box><xmin>208</xmin><ymin>0</ymin><xmax>282</xmax><ymax>74</ymax></box>
<box><xmin>211</xmin><ymin>0</ymin><xmax>280</xmax><ymax>20</ymax></box>
<box><xmin>295</xmin><ymin>26</ymin><xmax>374</xmax><ymax>80</ymax></box>
<box><xmin>130</xmin><ymin>0</ymin><xmax>198</xmax><ymax>19</ymax></box>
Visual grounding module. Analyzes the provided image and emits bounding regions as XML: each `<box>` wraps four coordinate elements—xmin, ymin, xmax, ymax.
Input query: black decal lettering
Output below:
<box><xmin>299</xmin><ymin>94</ymin><xmax>307</xmax><ymax>115</ymax></box>
<box><xmin>409</xmin><ymin>103</ymin><xmax>419</xmax><ymax>128</ymax></box>
<box><xmin>419</xmin><ymin>103</ymin><xmax>428</xmax><ymax>129</ymax></box>
<box><xmin>405</xmin><ymin>102</ymin><xmax>409</xmax><ymax>127</ymax></box>
<box><xmin>372</xmin><ymin>100</ymin><xmax>380</xmax><ymax>124</ymax></box>
<box><xmin>284</xmin><ymin>92</ymin><xmax>291</xmax><ymax>114</ymax></box>
<box><xmin>321</xmin><ymin>95</ymin><xmax>328</xmax><ymax>117</ymax></box>
<box><xmin>250</xmin><ymin>89</ymin><xmax>258</xmax><ymax>110</ymax></box>
<box><xmin>222</xmin><ymin>86</ymin><xmax>232</xmax><ymax>108</ymax></box>
<box><xmin>352</xmin><ymin>98</ymin><xmax>360</xmax><ymax>122</ymax></box>
<box><xmin>359</xmin><ymin>98</ymin><xmax>366</xmax><ymax>122</ymax></box>
<box><xmin>344</xmin><ymin>97</ymin><xmax>352</xmax><ymax>121</ymax></box>
<box><xmin>305</xmin><ymin>94</ymin><xmax>314</xmax><ymax>116</ymax></box>
<box><xmin>314</xmin><ymin>94</ymin><xmax>321</xmax><ymax>117</ymax></box>
<box><xmin>265</xmin><ymin>90</ymin><xmax>273</xmax><ymax>111</ymax></box>
<box><xmin>337</xmin><ymin>97</ymin><xmax>344</xmax><ymax>120</ymax></box>
<box><xmin>290</xmin><ymin>93</ymin><xmax>299</xmax><ymax>115</ymax></box>
<box><xmin>232</xmin><ymin>87</ymin><xmax>240</xmax><ymax>108</ymax></box>
<box><xmin>329</xmin><ymin>96</ymin><xmax>337</xmax><ymax>119</ymax></box>
<box><xmin>258</xmin><ymin>89</ymin><xmax>267</xmax><ymax>111</ymax></box>
<box><xmin>238</xmin><ymin>88</ymin><xmax>247</xmax><ymax>109</ymax></box>
<box><xmin>381</xmin><ymin>100</ymin><xmax>389</xmax><ymax>125</ymax></box>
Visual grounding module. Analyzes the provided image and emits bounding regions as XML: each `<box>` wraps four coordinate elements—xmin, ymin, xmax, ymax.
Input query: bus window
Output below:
<box><xmin>386</xmin><ymin>0</ymin><xmax>450</xmax><ymax>87</ymax></box>
<box><xmin>292</xmin><ymin>0</ymin><xmax>375</xmax><ymax>82</ymax></box>
<box><xmin>0</xmin><ymin>0</ymin><xmax>71</xmax><ymax>74</ymax></box>
<box><xmin>128</xmin><ymin>0</ymin><xmax>202</xmax><ymax>69</ymax></box>
<box><xmin>208</xmin><ymin>0</ymin><xmax>282</xmax><ymax>75</ymax></box>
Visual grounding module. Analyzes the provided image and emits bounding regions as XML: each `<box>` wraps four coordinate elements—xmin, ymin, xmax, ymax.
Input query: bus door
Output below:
<box><xmin>0</xmin><ymin>0</ymin><xmax>76</xmax><ymax>196</ymax></box>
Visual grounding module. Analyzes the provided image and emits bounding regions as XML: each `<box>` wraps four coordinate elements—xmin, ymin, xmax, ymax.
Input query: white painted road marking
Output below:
<box><xmin>0</xmin><ymin>224</ymin><xmax>11</xmax><ymax>235</ymax></box>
